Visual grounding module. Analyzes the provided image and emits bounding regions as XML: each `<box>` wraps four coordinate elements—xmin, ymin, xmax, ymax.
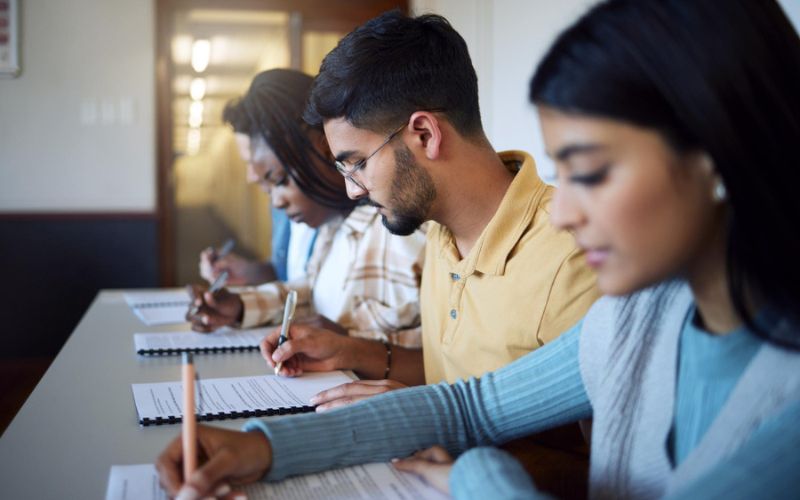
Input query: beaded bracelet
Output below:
<box><xmin>381</xmin><ymin>340</ymin><xmax>393</xmax><ymax>379</ymax></box>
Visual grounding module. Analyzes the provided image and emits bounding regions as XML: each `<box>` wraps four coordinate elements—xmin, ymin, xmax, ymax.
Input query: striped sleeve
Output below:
<box><xmin>239</xmin><ymin>280</ymin><xmax>312</xmax><ymax>329</ymax></box>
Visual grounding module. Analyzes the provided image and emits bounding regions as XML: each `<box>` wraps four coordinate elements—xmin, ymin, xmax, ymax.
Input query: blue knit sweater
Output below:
<box><xmin>244</xmin><ymin>311</ymin><xmax>800</xmax><ymax>499</ymax></box>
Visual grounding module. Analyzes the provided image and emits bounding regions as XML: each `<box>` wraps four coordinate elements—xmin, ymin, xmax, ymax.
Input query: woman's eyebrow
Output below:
<box><xmin>550</xmin><ymin>143</ymin><xmax>606</xmax><ymax>162</ymax></box>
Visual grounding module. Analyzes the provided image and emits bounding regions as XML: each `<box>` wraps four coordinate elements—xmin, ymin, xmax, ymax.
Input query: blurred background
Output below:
<box><xmin>1</xmin><ymin>0</ymin><xmax>799</xmax><ymax>432</ymax></box>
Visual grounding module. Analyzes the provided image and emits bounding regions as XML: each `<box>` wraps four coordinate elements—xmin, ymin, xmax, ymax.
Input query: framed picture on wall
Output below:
<box><xmin>0</xmin><ymin>0</ymin><xmax>20</xmax><ymax>77</ymax></box>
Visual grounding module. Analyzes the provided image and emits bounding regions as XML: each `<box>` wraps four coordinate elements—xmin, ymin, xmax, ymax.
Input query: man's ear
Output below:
<box><xmin>408</xmin><ymin>111</ymin><xmax>442</xmax><ymax>161</ymax></box>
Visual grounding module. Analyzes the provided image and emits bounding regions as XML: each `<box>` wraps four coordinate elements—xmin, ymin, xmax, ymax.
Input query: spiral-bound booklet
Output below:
<box><xmin>133</xmin><ymin>328</ymin><xmax>268</xmax><ymax>355</ymax></box>
<box><xmin>124</xmin><ymin>290</ymin><xmax>191</xmax><ymax>326</ymax></box>
<box><xmin>131</xmin><ymin>371</ymin><xmax>353</xmax><ymax>426</ymax></box>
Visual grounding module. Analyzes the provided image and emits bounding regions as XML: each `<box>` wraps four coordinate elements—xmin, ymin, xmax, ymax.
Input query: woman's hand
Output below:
<box><xmin>156</xmin><ymin>425</ymin><xmax>272</xmax><ymax>499</ymax></box>
<box><xmin>310</xmin><ymin>379</ymin><xmax>409</xmax><ymax>411</ymax></box>
<box><xmin>392</xmin><ymin>445</ymin><xmax>454</xmax><ymax>495</ymax></box>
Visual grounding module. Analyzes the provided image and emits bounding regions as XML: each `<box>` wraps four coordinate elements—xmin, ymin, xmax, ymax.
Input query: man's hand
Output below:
<box><xmin>156</xmin><ymin>425</ymin><xmax>272</xmax><ymax>499</ymax></box>
<box><xmin>186</xmin><ymin>285</ymin><xmax>243</xmax><ymax>333</ymax></box>
<box><xmin>392</xmin><ymin>446</ymin><xmax>453</xmax><ymax>495</ymax></box>
<box><xmin>310</xmin><ymin>380</ymin><xmax>409</xmax><ymax>411</ymax></box>
<box><xmin>259</xmin><ymin>324</ymin><xmax>351</xmax><ymax>376</ymax></box>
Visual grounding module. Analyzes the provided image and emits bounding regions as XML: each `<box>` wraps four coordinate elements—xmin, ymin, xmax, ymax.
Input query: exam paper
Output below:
<box><xmin>106</xmin><ymin>465</ymin><xmax>167</xmax><ymax>500</ymax></box>
<box><xmin>133</xmin><ymin>328</ymin><xmax>268</xmax><ymax>354</ymax></box>
<box><xmin>106</xmin><ymin>463</ymin><xmax>450</xmax><ymax>500</ymax></box>
<box><xmin>124</xmin><ymin>290</ymin><xmax>191</xmax><ymax>326</ymax></box>
<box><xmin>131</xmin><ymin>371</ymin><xmax>354</xmax><ymax>424</ymax></box>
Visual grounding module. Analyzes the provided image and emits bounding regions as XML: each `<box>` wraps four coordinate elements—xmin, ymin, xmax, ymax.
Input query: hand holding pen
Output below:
<box><xmin>198</xmin><ymin>238</ymin><xmax>236</xmax><ymax>284</ymax></box>
<box><xmin>187</xmin><ymin>270</ymin><xmax>229</xmax><ymax>318</ymax></box>
<box><xmin>207</xmin><ymin>238</ymin><xmax>235</xmax><ymax>266</ymax></box>
<box><xmin>185</xmin><ymin>272</ymin><xmax>245</xmax><ymax>333</ymax></box>
<box><xmin>274</xmin><ymin>290</ymin><xmax>298</xmax><ymax>376</ymax></box>
<box><xmin>176</xmin><ymin>354</ymin><xmax>250</xmax><ymax>500</ymax></box>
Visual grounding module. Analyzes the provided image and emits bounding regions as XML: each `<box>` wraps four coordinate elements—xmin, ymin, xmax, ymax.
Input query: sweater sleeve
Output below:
<box><xmin>243</xmin><ymin>322</ymin><xmax>591</xmax><ymax>482</ymax></box>
<box><xmin>666</xmin><ymin>398</ymin><xmax>800</xmax><ymax>500</ymax></box>
<box><xmin>450</xmin><ymin>447</ymin><xmax>552</xmax><ymax>500</ymax></box>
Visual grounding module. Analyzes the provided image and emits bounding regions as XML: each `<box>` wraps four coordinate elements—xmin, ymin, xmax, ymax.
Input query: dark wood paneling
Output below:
<box><xmin>0</xmin><ymin>217</ymin><xmax>158</xmax><ymax>358</ymax></box>
<box><xmin>156</xmin><ymin>0</ymin><xmax>177</xmax><ymax>287</ymax></box>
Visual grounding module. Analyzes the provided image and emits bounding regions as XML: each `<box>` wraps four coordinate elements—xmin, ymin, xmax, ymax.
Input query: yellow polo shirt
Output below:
<box><xmin>421</xmin><ymin>151</ymin><xmax>599</xmax><ymax>384</ymax></box>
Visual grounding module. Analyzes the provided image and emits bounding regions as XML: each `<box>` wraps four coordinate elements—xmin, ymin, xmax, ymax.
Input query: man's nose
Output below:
<box><xmin>345</xmin><ymin>178</ymin><xmax>368</xmax><ymax>200</ymax></box>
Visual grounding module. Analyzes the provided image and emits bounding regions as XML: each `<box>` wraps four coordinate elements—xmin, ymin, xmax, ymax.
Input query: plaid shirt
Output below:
<box><xmin>240</xmin><ymin>205</ymin><xmax>426</xmax><ymax>347</ymax></box>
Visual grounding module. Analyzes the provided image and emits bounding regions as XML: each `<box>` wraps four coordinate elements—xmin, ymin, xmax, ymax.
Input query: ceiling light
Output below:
<box><xmin>191</xmin><ymin>39</ymin><xmax>211</xmax><ymax>73</ymax></box>
<box><xmin>189</xmin><ymin>77</ymin><xmax>206</xmax><ymax>101</ymax></box>
<box><xmin>188</xmin><ymin>101</ymin><xmax>204</xmax><ymax>128</ymax></box>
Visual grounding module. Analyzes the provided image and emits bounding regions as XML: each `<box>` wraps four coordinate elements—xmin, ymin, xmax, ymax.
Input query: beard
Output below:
<box><xmin>379</xmin><ymin>145</ymin><xmax>436</xmax><ymax>236</ymax></box>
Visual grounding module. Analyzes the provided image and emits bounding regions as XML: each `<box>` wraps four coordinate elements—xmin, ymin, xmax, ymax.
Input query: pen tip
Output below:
<box><xmin>183</xmin><ymin>352</ymin><xmax>193</xmax><ymax>364</ymax></box>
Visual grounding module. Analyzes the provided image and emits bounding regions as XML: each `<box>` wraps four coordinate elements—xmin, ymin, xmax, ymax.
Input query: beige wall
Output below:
<box><xmin>3</xmin><ymin>0</ymin><xmax>798</xmax><ymax>214</ymax></box>
<box><xmin>0</xmin><ymin>0</ymin><xmax>155</xmax><ymax>212</ymax></box>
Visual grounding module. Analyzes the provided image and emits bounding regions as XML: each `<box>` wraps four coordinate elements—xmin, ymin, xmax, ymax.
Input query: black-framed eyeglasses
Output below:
<box><xmin>334</xmin><ymin>124</ymin><xmax>405</xmax><ymax>190</ymax></box>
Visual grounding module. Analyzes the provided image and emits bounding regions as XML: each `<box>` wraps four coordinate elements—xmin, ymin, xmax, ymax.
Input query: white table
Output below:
<box><xmin>0</xmin><ymin>290</ymin><xmax>277</xmax><ymax>499</ymax></box>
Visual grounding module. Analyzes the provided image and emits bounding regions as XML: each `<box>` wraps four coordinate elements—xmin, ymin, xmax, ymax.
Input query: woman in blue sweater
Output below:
<box><xmin>156</xmin><ymin>1</ymin><xmax>800</xmax><ymax>498</ymax></box>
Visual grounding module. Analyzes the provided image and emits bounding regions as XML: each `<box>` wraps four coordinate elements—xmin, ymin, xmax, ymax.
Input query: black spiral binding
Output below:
<box><xmin>136</xmin><ymin>345</ymin><xmax>260</xmax><ymax>356</ymax></box>
<box><xmin>139</xmin><ymin>405</ymin><xmax>315</xmax><ymax>426</ymax></box>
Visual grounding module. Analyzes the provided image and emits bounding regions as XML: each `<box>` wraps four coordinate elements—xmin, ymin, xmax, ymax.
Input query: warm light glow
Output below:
<box><xmin>188</xmin><ymin>101</ymin><xmax>204</xmax><ymax>128</ymax></box>
<box><xmin>187</xmin><ymin>129</ymin><xmax>201</xmax><ymax>155</ymax></box>
<box><xmin>189</xmin><ymin>78</ymin><xmax>207</xmax><ymax>101</ymax></box>
<box><xmin>171</xmin><ymin>35</ymin><xmax>193</xmax><ymax>65</ymax></box>
<box><xmin>191</xmin><ymin>39</ymin><xmax>211</xmax><ymax>73</ymax></box>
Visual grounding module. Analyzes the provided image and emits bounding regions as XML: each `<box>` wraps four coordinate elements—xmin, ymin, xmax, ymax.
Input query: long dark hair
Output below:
<box><xmin>530</xmin><ymin>0</ymin><xmax>800</xmax><ymax>349</ymax></box>
<box><xmin>223</xmin><ymin>69</ymin><xmax>356</xmax><ymax>212</ymax></box>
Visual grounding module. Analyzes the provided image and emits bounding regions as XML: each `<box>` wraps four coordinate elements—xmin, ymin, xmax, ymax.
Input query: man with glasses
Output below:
<box><xmin>261</xmin><ymin>12</ymin><xmax>599</xmax><ymax>410</ymax></box>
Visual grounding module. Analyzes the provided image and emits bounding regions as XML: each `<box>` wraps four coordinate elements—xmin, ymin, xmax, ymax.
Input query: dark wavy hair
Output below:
<box><xmin>223</xmin><ymin>69</ymin><xmax>356</xmax><ymax>212</ymax></box>
<box><xmin>304</xmin><ymin>10</ymin><xmax>482</xmax><ymax>136</ymax></box>
<box><xmin>530</xmin><ymin>0</ymin><xmax>800</xmax><ymax>349</ymax></box>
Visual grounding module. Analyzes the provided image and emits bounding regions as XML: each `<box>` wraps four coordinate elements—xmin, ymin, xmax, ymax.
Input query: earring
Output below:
<box><xmin>713</xmin><ymin>178</ymin><xmax>727</xmax><ymax>202</ymax></box>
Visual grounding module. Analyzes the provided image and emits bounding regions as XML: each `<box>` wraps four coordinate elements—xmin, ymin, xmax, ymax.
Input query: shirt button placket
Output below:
<box><xmin>444</xmin><ymin>270</ymin><xmax>464</xmax><ymax>344</ymax></box>
<box><xmin>450</xmin><ymin>272</ymin><xmax>461</xmax><ymax>319</ymax></box>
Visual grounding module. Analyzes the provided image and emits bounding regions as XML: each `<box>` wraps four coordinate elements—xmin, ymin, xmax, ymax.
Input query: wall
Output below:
<box><xmin>0</xmin><ymin>0</ymin><xmax>155</xmax><ymax>212</ymax></box>
<box><xmin>0</xmin><ymin>0</ymin><xmax>158</xmax><ymax>357</ymax></box>
<box><xmin>413</xmin><ymin>0</ymin><xmax>800</xmax><ymax>179</ymax></box>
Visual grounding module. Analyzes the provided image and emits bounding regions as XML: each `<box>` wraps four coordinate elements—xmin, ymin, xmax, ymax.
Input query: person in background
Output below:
<box><xmin>157</xmin><ymin>1</ymin><xmax>800</xmax><ymax>498</ymax></box>
<box><xmin>188</xmin><ymin>68</ymin><xmax>427</xmax><ymax>349</ymax></box>
<box><xmin>199</xmin><ymin>203</ymin><xmax>314</xmax><ymax>285</ymax></box>
<box><xmin>198</xmin><ymin>75</ymin><xmax>323</xmax><ymax>287</ymax></box>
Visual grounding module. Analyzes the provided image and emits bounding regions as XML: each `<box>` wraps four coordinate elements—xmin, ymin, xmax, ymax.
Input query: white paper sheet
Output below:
<box><xmin>133</xmin><ymin>328</ymin><xmax>268</xmax><ymax>355</ymax></box>
<box><xmin>106</xmin><ymin>463</ymin><xmax>450</xmax><ymax>500</ymax></box>
<box><xmin>124</xmin><ymin>291</ymin><xmax>191</xmax><ymax>326</ymax></box>
<box><xmin>106</xmin><ymin>464</ymin><xmax>168</xmax><ymax>500</ymax></box>
<box><xmin>131</xmin><ymin>371</ymin><xmax>354</xmax><ymax>424</ymax></box>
